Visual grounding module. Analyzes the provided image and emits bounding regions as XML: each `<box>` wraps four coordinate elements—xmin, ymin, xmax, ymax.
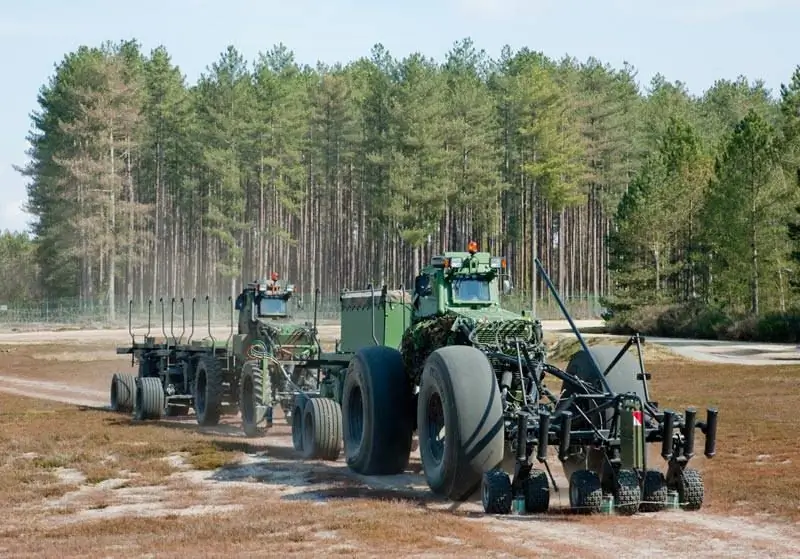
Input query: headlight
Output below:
<box><xmin>490</xmin><ymin>257</ymin><xmax>502</xmax><ymax>268</ymax></box>
<box><xmin>449</xmin><ymin>257</ymin><xmax>463</xmax><ymax>268</ymax></box>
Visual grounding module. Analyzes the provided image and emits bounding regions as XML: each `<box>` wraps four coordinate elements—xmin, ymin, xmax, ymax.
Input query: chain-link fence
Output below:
<box><xmin>0</xmin><ymin>291</ymin><xmax>605</xmax><ymax>330</ymax></box>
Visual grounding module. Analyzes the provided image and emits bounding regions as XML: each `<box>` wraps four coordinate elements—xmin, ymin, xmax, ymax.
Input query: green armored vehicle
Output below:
<box><xmin>111</xmin><ymin>272</ymin><xmax>322</xmax><ymax>439</ymax></box>
<box><xmin>233</xmin><ymin>274</ymin><xmax>321</xmax><ymax>436</ymax></box>
<box><xmin>293</xmin><ymin>242</ymin><xmax>718</xmax><ymax>516</ymax></box>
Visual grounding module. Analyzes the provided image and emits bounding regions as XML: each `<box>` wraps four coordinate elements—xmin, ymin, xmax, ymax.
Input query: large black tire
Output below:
<box><xmin>134</xmin><ymin>377</ymin><xmax>165</xmax><ymax>421</ymax></box>
<box><xmin>569</xmin><ymin>469</ymin><xmax>603</xmax><ymax>514</ymax></box>
<box><xmin>240</xmin><ymin>365</ymin><xmax>266</xmax><ymax>438</ymax></box>
<box><xmin>301</xmin><ymin>397</ymin><xmax>343</xmax><ymax>461</ymax></box>
<box><xmin>417</xmin><ymin>346</ymin><xmax>504</xmax><ymax>501</ymax></box>
<box><xmin>481</xmin><ymin>468</ymin><xmax>512</xmax><ymax>514</ymax></box>
<box><xmin>194</xmin><ymin>355</ymin><xmax>224</xmax><ymax>426</ymax></box>
<box><xmin>561</xmin><ymin>345</ymin><xmax>646</xmax><ymax>481</ymax></box>
<box><xmin>342</xmin><ymin>346</ymin><xmax>414</xmax><ymax>475</ymax></box>
<box><xmin>640</xmin><ymin>469</ymin><xmax>668</xmax><ymax>512</ymax></box>
<box><xmin>110</xmin><ymin>373</ymin><xmax>137</xmax><ymax>412</ymax></box>
<box><xmin>613</xmin><ymin>468</ymin><xmax>642</xmax><ymax>515</ymax></box>
<box><xmin>669</xmin><ymin>467</ymin><xmax>704</xmax><ymax>511</ymax></box>
<box><xmin>292</xmin><ymin>393</ymin><xmax>312</xmax><ymax>452</ymax></box>
<box><xmin>523</xmin><ymin>469</ymin><xmax>550</xmax><ymax>513</ymax></box>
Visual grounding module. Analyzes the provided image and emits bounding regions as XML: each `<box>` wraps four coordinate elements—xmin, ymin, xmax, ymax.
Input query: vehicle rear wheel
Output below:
<box><xmin>301</xmin><ymin>397</ymin><xmax>342</xmax><ymax>461</ymax></box>
<box><xmin>342</xmin><ymin>346</ymin><xmax>414</xmax><ymax>475</ymax></box>
<box><xmin>416</xmin><ymin>346</ymin><xmax>504</xmax><ymax>501</ymax></box>
<box><xmin>134</xmin><ymin>377</ymin><xmax>165</xmax><ymax>421</ymax></box>
<box><xmin>194</xmin><ymin>355</ymin><xmax>224</xmax><ymax>426</ymax></box>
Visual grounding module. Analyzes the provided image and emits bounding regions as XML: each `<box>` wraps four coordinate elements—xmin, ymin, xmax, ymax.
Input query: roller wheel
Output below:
<box><xmin>240</xmin><ymin>366</ymin><xmax>267</xmax><ymax>438</ymax></box>
<box><xmin>301</xmin><ymin>397</ymin><xmax>343</xmax><ymax>461</ymax></box>
<box><xmin>671</xmin><ymin>467</ymin><xmax>704</xmax><ymax>511</ymax></box>
<box><xmin>481</xmin><ymin>468</ymin><xmax>512</xmax><ymax>514</ymax></box>
<box><xmin>110</xmin><ymin>373</ymin><xmax>137</xmax><ymax>412</ymax></box>
<box><xmin>342</xmin><ymin>346</ymin><xmax>414</xmax><ymax>475</ymax></box>
<box><xmin>417</xmin><ymin>346</ymin><xmax>504</xmax><ymax>501</ymax></box>
<box><xmin>134</xmin><ymin>377</ymin><xmax>165</xmax><ymax>421</ymax></box>
<box><xmin>194</xmin><ymin>355</ymin><xmax>224</xmax><ymax>426</ymax></box>
<box><xmin>523</xmin><ymin>469</ymin><xmax>550</xmax><ymax>513</ymax></box>
<box><xmin>569</xmin><ymin>469</ymin><xmax>603</xmax><ymax>514</ymax></box>
<box><xmin>640</xmin><ymin>469</ymin><xmax>668</xmax><ymax>512</ymax></box>
<box><xmin>613</xmin><ymin>468</ymin><xmax>642</xmax><ymax>516</ymax></box>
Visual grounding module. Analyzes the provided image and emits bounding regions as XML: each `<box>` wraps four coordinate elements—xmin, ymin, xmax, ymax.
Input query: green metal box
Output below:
<box><xmin>339</xmin><ymin>288</ymin><xmax>413</xmax><ymax>354</ymax></box>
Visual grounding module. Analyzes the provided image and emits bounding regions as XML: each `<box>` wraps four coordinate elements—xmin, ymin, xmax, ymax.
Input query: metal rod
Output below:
<box><xmin>170</xmin><ymin>297</ymin><xmax>176</xmax><ymax>345</ymax></box>
<box><xmin>160</xmin><ymin>297</ymin><xmax>167</xmax><ymax>344</ymax></box>
<box><xmin>188</xmin><ymin>297</ymin><xmax>196</xmax><ymax>344</ymax></box>
<box><xmin>634</xmin><ymin>334</ymin><xmax>651</xmax><ymax>403</ymax></box>
<box><xmin>534</xmin><ymin>257</ymin><xmax>611</xmax><ymax>394</ymax></box>
<box><xmin>128</xmin><ymin>299</ymin><xmax>134</xmax><ymax>345</ymax></box>
<box><xmin>179</xmin><ymin>298</ymin><xmax>186</xmax><ymax>345</ymax></box>
<box><xmin>368</xmin><ymin>283</ymin><xmax>378</xmax><ymax>346</ymax></box>
<box><xmin>206</xmin><ymin>295</ymin><xmax>215</xmax><ymax>351</ymax></box>
<box><xmin>313</xmin><ymin>287</ymin><xmax>321</xmax><ymax>355</ymax></box>
<box><xmin>146</xmin><ymin>299</ymin><xmax>152</xmax><ymax>339</ymax></box>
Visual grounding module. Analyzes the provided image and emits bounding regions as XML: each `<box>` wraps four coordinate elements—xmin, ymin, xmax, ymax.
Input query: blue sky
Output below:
<box><xmin>1</xmin><ymin>0</ymin><xmax>798</xmax><ymax>235</ymax></box>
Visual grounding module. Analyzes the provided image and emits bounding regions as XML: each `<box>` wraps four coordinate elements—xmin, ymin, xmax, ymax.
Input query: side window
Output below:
<box><xmin>414</xmin><ymin>273</ymin><xmax>438</xmax><ymax>316</ymax></box>
<box><xmin>414</xmin><ymin>274</ymin><xmax>432</xmax><ymax>297</ymax></box>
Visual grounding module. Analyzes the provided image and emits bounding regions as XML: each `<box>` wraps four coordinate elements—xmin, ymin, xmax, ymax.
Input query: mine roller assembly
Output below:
<box><xmin>290</xmin><ymin>243</ymin><xmax>718</xmax><ymax>516</ymax></box>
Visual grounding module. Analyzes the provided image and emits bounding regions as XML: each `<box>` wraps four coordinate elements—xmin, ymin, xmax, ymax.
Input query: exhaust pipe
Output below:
<box><xmin>661</xmin><ymin>410</ymin><xmax>674</xmax><ymax>460</ymax></box>
<box><xmin>703</xmin><ymin>408</ymin><xmax>718</xmax><ymax>458</ymax></box>
<box><xmin>683</xmin><ymin>408</ymin><xmax>696</xmax><ymax>460</ymax></box>
<box><xmin>537</xmin><ymin>411</ymin><xmax>551</xmax><ymax>462</ymax></box>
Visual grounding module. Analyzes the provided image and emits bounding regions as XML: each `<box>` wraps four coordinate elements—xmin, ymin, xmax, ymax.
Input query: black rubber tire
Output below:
<box><xmin>613</xmin><ymin>468</ymin><xmax>642</xmax><ymax>515</ymax></box>
<box><xmin>301</xmin><ymin>397</ymin><xmax>343</xmax><ymax>461</ymax></box>
<box><xmin>481</xmin><ymin>468</ymin><xmax>512</xmax><ymax>514</ymax></box>
<box><xmin>640</xmin><ymin>469</ymin><xmax>668</xmax><ymax>512</ymax></box>
<box><xmin>194</xmin><ymin>355</ymin><xmax>224</xmax><ymax>426</ymax></box>
<box><xmin>134</xmin><ymin>377</ymin><xmax>165</xmax><ymax>421</ymax></box>
<box><xmin>523</xmin><ymin>469</ymin><xmax>550</xmax><ymax>513</ymax></box>
<box><xmin>671</xmin><ymin>467</ymin><xmax>704</xmax><ymax>511</ymax></box>
<box><xmin>240</xmin><ymin>366</ymin><xmax>266</xmax><ymax>438</ymax></box>
<box><xmin>565</xmin><ymin>345</ymin><xmax>645</xmax><ymax>397</ymax></box>
<box><xmin>569</xmin><ymin>469</ymin><xmax>603</xmax><ymax>514</ymax></box>
<box><xmin>291</xmin><ymin>393</ymin><xmax>312</xmax><ymax>452</ymax></box>
<box><xmin>342</xmin><ymin>346</ymin><xmax>414</xmax><ymax>475</ymax></box>
<box><xmin>110</xmin><ymin>373</ymin><xmax>137</xmax><ymax>412</ymax></box>
<box><xmin>417</xmin><ymin>346</ymin><xmax>504</xmax><ymax>501</ymax></box>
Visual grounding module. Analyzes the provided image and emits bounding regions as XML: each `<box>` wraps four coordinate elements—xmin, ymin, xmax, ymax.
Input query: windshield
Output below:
<box><xmin>258</xmin><ymin>297</ymin><xmax>287</xmax><ymax>316</ymax></box>
<box><xmin>451</xmin><ymin>278</ymin><xmax>491</xmax><ymax>303</ymax></box>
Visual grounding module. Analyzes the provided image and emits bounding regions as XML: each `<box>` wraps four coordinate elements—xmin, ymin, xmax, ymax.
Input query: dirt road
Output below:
<box><xmin>1</xmin><ymin>326</ymin><xmax>799</xmax><ymax>557</ymax></box>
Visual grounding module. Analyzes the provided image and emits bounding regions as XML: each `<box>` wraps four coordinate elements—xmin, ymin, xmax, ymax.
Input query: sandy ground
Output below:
<box><xmin>1</xmin><ymin>324</ymin><xmax>799</xmax><ymax>557</ymax></box>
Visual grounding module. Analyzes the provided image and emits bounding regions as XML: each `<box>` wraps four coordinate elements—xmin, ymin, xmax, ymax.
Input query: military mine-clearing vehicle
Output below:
<box><xmin>110</xmin><ymin>273</ymin><xmax>321</xmax><ymax>436</ymax></box>
<box><xmin>285</xmin><ymin>241</ymin><xmax>718</xmax><ymax>516</ymax></box>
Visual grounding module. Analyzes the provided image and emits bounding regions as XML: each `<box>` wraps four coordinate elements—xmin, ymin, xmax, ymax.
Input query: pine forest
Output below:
<box><xmin>4</xmin><ymin>38</ymin><xmax>800</xmax><ymax>341</ymax></box>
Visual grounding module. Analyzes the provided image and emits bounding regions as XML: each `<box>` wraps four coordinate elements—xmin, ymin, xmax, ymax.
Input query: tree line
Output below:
<box><xmin>6</xmin><ymin>38</ymin><xmax>800</xmax><ymax>339</ymax></box>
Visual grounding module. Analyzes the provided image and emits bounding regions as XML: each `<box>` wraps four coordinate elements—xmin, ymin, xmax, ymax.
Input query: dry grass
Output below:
<box><xmin>0</xmin><ymin>393</ymin><xmax>248</xmax><ymax>509</ymax></box>
<box><xmin>0</xmin><ymin>391</ymin><xmax>582</xmax><ymax>558</ymax></box>
<box><xmin>645</xmin><ymin>360</ymin><xmax>800</xmax><ymax>521</ymax></box>
<box><xmin>1</xmin><ymin>338</ymin><xmax>799</xmax><ymax>556</ymax></box>
<box><xmin>0</xmin><ymin>340</ymin><xmax>126</xmax><ymax>393</ymax></box>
